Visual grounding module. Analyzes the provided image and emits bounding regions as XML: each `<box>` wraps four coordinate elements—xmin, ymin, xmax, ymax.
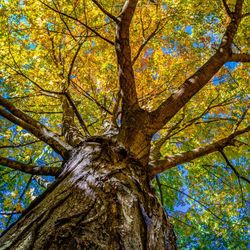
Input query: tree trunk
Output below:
<box><xmin>0</xmin><ymin>138</ymin><xmax>176</xmax><ymax>249</ymax></box>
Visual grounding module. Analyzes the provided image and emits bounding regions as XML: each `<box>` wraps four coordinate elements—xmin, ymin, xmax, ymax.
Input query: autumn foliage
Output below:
<box><xmin>0</xmin><ymin>0</ymin><xmax>249</xmax><ymax>248</ymax></box>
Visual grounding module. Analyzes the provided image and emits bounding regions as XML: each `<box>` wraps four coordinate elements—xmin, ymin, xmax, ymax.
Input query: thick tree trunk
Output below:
<box><xmin>0</xmin><ymin>138</ymin><xmax>176</xmax><ymax>249</ymax></box>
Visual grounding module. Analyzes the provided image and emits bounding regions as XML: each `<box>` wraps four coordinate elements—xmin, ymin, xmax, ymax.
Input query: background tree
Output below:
<box><xmin>0</xmin><ymin>0</ymin><xmax>249</xmax><ymax>248</ymax></box>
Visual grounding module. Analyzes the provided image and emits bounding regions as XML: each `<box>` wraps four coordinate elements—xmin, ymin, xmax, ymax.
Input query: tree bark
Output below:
<box><xmin>0</xmin><ymin>138</ymin><xmax>176</xmax><ymax>249</ymax></box>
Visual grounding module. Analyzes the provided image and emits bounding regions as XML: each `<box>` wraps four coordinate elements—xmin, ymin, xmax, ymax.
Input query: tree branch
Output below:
<box><xmin>64</xmin><ymin>92</ymin><xmax>90</xmax><ymax>137</ymax></box>
<box><xmin>0</xmin><ymin>96</ymin><xmax>72</xmax><ymax>158</ymax></box>
<box><xmin>0</xmin><ymin>156</ymin><xmax>61</xmax><ymax>176</ymax></box>
<box><xmin>71</xmin><ymin>79</ymin><xmax>112</xmax><ymax>115</ymax></box>
<box><xmin>241</xmin><ymin>12</ymin><xmax>250</xmax><ymax>18</ymax></box>
<box><xmin>0</xmin><ymin>140</ymin><xmax>40</xmax><ymax>149</ymax></box>
<box><xmin>5</xmin><ymin>176</ymin><xmax>33</xmax><ymax>229</ymax></box>
<box><xmin>155</xmin><ymin>175</ymin><xmax>164</xmax><ymax>204</ymax></box>
<box><xmin>149</xmin><ymin>126</ymin><xmax>250</xmax><ymax>178</ymax></box>
<box><xmin>132</xmin><ymin>21</ymin><xmax>161</xmax><ymax>65</ymax></box>
<box><xmin>38</xmin><ymin>0</ymin><xmax>114</xmax><ymax>45</ymax></box>
<box><xmin>66</xmin><ymin>42</ymin><xmax>84</xmax><ymax>91</ymax></box>
<box><xmin>162</xmin><ymin>183</ymin><xmax>228</xmax><ymax>223</ymax></box>
<box><xmin>115</xmin><ymin>0</ymin><xmax>139</xmax><ymax>111</ymax></box>
<box><xmin>220</xmin><ymin>150</ymin><xmax>250</xmax><ymax>185</ymax></box>
<box><xmin>228</xmin><ymin>53</ymin><xmax>250</xmax><ymax>62</ymax></box>
<box><xmin>222</xmin><ymin>0</ymin><xmax>232</xmax><ymax>17</ymax></box>
<box><xmin>61</xmin><ymin>94</ymin><xmax>86</xmax><ymax>146</ymax></box>
<box><xmin>148</xmin><ymin>2</ymin><xmax>244</xmax><ymax>132</ymax></box>
<box><xmin>91</xmin><ymin>0</ymin><xmax>118</xmax><ymax>23</ymax></box>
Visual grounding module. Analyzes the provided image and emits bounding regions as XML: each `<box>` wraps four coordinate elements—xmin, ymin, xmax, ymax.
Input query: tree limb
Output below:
<box><xmin>132</xmin><ymin>21</ymin><xmax>161</xmax><ymax>65</ymax></box>
<box><xmin>0</xmin><ymin>96</ymin><xmax>72</xmax><ymax>158</ymax></box>
<box><xmin>148</xmin><ymin>1</ymin><xmax>244</xmax><ymax>132</ymax></box>
<box><xmin>162</xmin><ymin>183</ymin><xmax>228</xmax><ymax>223</ymax></box>
<box><xmin>38</xmin><ymin>0</ymin><xmax>114</xmax><ymax>45</ymax></box>
<box><xmin>228</xmin><ymin>53</ymin><xmax>250</xmax><ymax>62</ymax></box>
<box><xmin>0</xmin><ymin>156</ymin><xmax>61</xmax><ymax>176</ymax></box>
<box><xmin>241</xmin><ymin>12</ymin><xmax>250</xmax><ymax>18</ymax></box>
<box><xmin>220</xmin><ymin>150</ymin><xmax>250</xmax><ymax>185</ymax></box>
<box><xmin>71</xmin><ymin>79</ymin><xmax>112</xmax><ymax>115</ymax></box>
<box><xmin>64</xmin><ymin>92</ymin><xmax>90</xmax><ymax>137</ymax></box>
<box><xmin>5</xmin><ymin>176</ymin><xmax>33</xmax><ymax>229</ymax></box>
<box><xmin>149</xmin><ymin>126</ymin><xmax>250</xmax><ymax>178</ymax></box>
<box><xmin>0</xmin><ymin>140</ymin><xmax>40</xmax><ymax>149</ymax></box>
<box><xmin>91</xmin><ymin>0</ymin><xmax>118</xmax><ymax>23</ymax></box>
<box><xmin>115</xmin><ymin>0</ymin><xmax>139</xmax><ymax>111</ymax></box>
<box><xmin>155</xmin><ymin>175</ymin><xmax>164</xmax><ymax>204</ymax></box>
<box><xmin>61</xmin><ymin>94</ymin><xmax>86</xmax><ymax>146</ymax></box>
<box><xmin>222</xmin><ymin>0</ymin><xmax>232</xmax><ymax>17</ymax></box>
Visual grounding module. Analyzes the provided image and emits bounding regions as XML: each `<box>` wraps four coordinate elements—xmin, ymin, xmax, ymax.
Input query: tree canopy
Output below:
<box><xmin>0</xmin><ymin>0</ymin><xmax>249</xmax><ymax>248</ymax></box>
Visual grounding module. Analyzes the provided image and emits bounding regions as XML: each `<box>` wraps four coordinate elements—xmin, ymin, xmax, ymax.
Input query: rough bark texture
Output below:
<box><xmin>0</xmin><ymin>138</ymin><xmax>176</xmax><ymax>249</ymax></box>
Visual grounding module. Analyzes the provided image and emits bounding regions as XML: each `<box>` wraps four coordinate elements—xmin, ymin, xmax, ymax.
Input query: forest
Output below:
<box><xmin>0</xmin><ymin>0</ymin><xmax>249</xmax><ymax>249</ymax></box>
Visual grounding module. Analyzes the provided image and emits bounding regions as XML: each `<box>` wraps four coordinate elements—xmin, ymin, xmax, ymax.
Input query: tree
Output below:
<box><xmin>0</xmin><ymin>0</ymin><xmax>249</xmax><ymax>248</ymax></box>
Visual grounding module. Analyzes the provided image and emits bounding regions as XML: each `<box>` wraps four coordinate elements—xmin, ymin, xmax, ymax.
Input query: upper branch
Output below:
<box><xmin>39</xmin><ymin>0</ymin><xmax>114</xmax><ymax>45</ymax></box>
<box><xmin>91</xmin><ymin>0</ymin><xmax>118</xmax><ymax>23</ymax></box>
<box><xmin>132</xmin><ymin>21</ymin><xmax>161</xmax><ymax>65</ymax></box>
<box><xmin>148</xmin><ymin>1</ymin><xmax>244</xmax><ymax>132</ymax></box>
<box><xmin>149</xmin><ymin>125</ymin><xmax>250</xmax><ymax>178</ymax></box>
<box><xmin>0</xmin><ymin>96</ymin><xmax>72</xmax><ymax>158</ymax></box>
<box><xmin>220</xmin><ymin>150</ymin><xmax>250</xmax><ymax>185</ymax></box>
<box><xmin>0</xmin><ymin>156</ymin><xmax>61</xmax><ymax>176</ymax></box>
<box><xmin>115</xmin><ymin>0</ymin><xmax>139</xmax><ymax>112</ymax></box>
<box><xmin>222</xmin><ymin>0</ymin><xmax>233</xmax><ymax>17</ymax></box>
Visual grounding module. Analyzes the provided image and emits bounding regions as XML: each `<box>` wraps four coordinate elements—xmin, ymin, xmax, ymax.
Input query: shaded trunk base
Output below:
<box><xmin>0</xmin><ymin>139</ymin><xmax>176</xmax><ymax>249</ymax></box>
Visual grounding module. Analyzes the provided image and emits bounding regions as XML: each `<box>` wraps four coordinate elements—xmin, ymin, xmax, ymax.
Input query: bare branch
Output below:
<box><xmin>2</xmin><ymin>61</ymin><xmax>63</xmax><ymax>95</ymax></box>
<box><xmin>234</xmin><ymin>0</ymin><xmax>244</xmax><ymax>17</ymax></box>
<box><xmin>150</xmin><ymin>96</ymin><xmax>238</xmax><ymax>157</ymax></box>
<box><xmin>33</xmin><ymin>175</ymin><xmax>52</xmax><ymax>189</ymax></box>
<box><xmin>0</xmin><ymin>156</ymin><xmax>61</xmax><ymax>176</ymax></box>
<box><xmin>149</xmin><ymin>126</ymin><xmax>250</xmax><ymax>178</ymax></box>
<box><xmin>150</xmin><ymin>115</ymin><xmax>184</xmax><ymax>160</ymax></box>
<box><xmin>233</xmin><ymin>106</ymin><xmax>249</xmax><ymax>132</ymax></box>
<box><xmin>21</xmin><ymin>110</ymin><xmax>62</xmax><ymax>115</ymax></box>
